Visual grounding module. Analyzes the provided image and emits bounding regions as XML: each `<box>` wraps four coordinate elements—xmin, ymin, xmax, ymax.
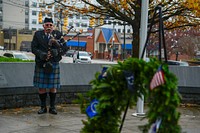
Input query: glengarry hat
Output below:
<box><xmin>44</xmin><ymin>17</ymin><xmax>53</xmax><ymax>23</ymax></box>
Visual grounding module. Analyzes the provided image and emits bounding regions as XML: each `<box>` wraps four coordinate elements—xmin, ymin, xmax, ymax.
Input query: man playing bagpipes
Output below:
<box><xmin>31</xmin><ymin>17</ymin><xmax>68</xmax><ymax>115</ymax></box>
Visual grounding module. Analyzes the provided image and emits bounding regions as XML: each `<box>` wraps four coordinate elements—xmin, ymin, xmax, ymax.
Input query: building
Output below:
<box><xmin>28</xmin><ymin>0</ymin><xmax>55</xmax><ymax>30</ymax></box>
<box><xmin>64</xmin><ymin>27</ymin><xmax>133</xmax><ymax>60</ymax></box>
<box><xmin>27</xmin><ymin>0</ymin><xmax>133</xmax><ymax>34</ymax></box>
<box><xmin>0</xmin><ymin>0</ymin><xmax>26</xmax><ymax>29</ymax></box>
<box><xmin>0</xmin><ymin>0</ymin><xmax>133</xmax><ymax>53</ymax></box>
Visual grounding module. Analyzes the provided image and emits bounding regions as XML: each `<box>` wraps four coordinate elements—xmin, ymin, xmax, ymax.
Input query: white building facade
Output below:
<box><xmin>0</xmin><ymin>0</ymin><xmax>133</xmax><ymax>35</ymax></box>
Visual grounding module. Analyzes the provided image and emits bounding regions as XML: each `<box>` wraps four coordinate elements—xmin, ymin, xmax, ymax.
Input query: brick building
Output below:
<box><xmin>64</xmin><ymin>27</ymin><xmax>122</xmax><ymax>60</ymax></box>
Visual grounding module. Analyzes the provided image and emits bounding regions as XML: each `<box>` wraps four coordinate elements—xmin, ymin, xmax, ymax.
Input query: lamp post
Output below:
<box><xmin>111</xmin><ymin>23</ymin><xmax>115</xmax><ymax>62</ymax></box>
<box><xmin>78</xmin><ymin>32</ymin><xmax>80</xmax><ymax>50</ymax></box>
<box><xmin>123</xmin><ymin>21</ymin><xmax>126</xmax><ymax>60</ymax></box>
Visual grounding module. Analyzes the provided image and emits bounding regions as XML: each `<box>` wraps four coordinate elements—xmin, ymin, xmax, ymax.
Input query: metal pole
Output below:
<box><xmin>77</xmin><ymin>32</ymin><xmax>80</xmax><ymax>59</ymax></box>
<box><xmin>9</xmin><ymin>27</ymin><xmax>11</xmax><ymax>50</ymax></box>
<box><xmin>78</xmin><ymin>32</ymin><xmax>79</xmax><ymax>50</ymax></box>
<box><xmin>132</xmin><ymin>0</ymin><xmax>149</xmax><ymax>117</ymax></box>
<box><xmin>123</xmin><ymin>21</ymin><xmax>126</xmax><ymax>59</ymax></box>
<box><xmin>60</xmin><ymin>9</ymin><xmax>63</xmax><ymax>34</ymax></box>
<box><xmin>111</xmin><ymin>23</ymin><xmax>115</xmax><ymax>62</ymax></box>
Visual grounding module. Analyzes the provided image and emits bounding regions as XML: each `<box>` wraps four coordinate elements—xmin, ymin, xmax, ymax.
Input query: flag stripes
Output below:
<box><xmin>150</xmin><ymin>65</ymin><xmax>165</xmax><ymax>90</ymax></box>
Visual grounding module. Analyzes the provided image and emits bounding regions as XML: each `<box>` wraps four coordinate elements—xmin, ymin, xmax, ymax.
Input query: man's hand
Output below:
<box><xmin>46</xmin><ymin>50</ymin><xmax>52</xmax><ymax>61</ymax></box>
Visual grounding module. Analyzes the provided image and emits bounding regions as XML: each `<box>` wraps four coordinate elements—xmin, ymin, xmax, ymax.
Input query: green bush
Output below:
<box><xmin>0</xmin><ymin>56</ymin><xmax>34</xmax><ymax>62</ymax></box>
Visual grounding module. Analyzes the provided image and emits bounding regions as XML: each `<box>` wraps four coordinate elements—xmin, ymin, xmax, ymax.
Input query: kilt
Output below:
<box><xmin>33</xmin><ymin>62</ymin><xmax>60</xmax><ymax>89</ymax></box>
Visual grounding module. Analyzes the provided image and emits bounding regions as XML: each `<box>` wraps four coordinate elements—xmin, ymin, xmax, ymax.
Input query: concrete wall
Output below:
<box><xmin>0</xmin><ymin>63</ymin><xmax>103</xmax><ymax>88</ymax></box>
<box><xmin>0</xmin><ymin>63</ymin><xmax>200</xmax><ymax>109</ymax></box>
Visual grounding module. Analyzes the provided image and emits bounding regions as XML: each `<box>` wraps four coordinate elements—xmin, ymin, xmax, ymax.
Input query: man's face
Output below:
<box><xmin>43</xmin><ymin>22</ymin><xmax>54</xmax><ymax>33</ymax></box>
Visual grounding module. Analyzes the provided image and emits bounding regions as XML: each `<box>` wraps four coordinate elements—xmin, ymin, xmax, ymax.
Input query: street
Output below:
<box><xmin>60</xmin><ymin>56</ymin><xmax>118</xmax><ymax>64</ymax></box>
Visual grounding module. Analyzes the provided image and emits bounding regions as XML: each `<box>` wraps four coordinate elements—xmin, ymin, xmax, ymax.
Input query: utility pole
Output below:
<box><xmin>123</xmin><ymin>21</ymin><xmax>126</xmax><ymax>60</ymax></box>
<box><xmin>8</xmin><ymin>27</ymin><xmax>12</xmax><ymax>50</ymax></box>
<box><xmin>59</xmin><ymin>9</ymin><xmax>63</xmax><ymax>34</ymax></box>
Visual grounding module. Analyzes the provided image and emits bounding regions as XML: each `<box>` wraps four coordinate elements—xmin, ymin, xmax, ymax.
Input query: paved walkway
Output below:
<box><xmin>0</xmin><ymin>104</ymin><xmax>200</xmax><ymax>133</ymax></box>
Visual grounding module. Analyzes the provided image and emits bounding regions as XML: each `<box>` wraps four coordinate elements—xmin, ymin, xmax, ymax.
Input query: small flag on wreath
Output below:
<box><xmin>86</xmin><ymin>99</ymin><xmax>99</xmax><ymax>118</ymax></box>
<box><xmin>123</xmin><ymin>71</ymin><xmax>134</xmax><ymax>92</ymax></box>
<box><xmin>98</xmin><ymin>66</ymin><xmax>108</xmax><ymax>80</ymax></box>
<box><xmin>150</xmin><ymin>65</ymin><xmax>165</xmax><ymax>90</ymax></box>
<box><xmin>148</xmin><ymin>118</ymin><xmax>162</xmax><ymax>133</ymax></box>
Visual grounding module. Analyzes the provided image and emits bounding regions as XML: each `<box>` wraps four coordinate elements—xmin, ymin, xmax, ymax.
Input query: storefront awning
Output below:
<box><xmin>66</xmin><ymin>41</ymin><xmax>87</xmax><ymax>47</ymax></box>
<box><xmin>121</xmin><ymin>44</ymin><xmax>132</xmax><ymax>50</ymax></box>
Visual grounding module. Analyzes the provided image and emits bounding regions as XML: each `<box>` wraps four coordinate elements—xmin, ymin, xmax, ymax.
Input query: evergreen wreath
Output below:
<box><xmin>80</xmin><ymin>58</ymin><xmax>181</xmax><ymax>133</ymax></box>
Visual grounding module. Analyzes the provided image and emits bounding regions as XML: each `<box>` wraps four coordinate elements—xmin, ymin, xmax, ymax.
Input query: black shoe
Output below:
<box><xmin>38</xmin><ymin>107</ymin><xmax>47</xmax><ymax>114</ymax></box>
<box><xmin>49</xmin><ymin>107</ymin><xmax>57</xmax><ymax>115</ymax></box>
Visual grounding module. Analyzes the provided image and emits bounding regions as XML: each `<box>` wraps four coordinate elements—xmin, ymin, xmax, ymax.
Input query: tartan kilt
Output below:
<box><xmin>33</xmin><ymin>62</ymin><xmax>60</xmax><ymax>89</ymax></box>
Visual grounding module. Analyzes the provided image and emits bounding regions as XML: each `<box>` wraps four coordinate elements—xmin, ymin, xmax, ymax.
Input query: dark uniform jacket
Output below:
<box><xmin>31</xmin><ymin>30</ymin><xmax>67</xmax><ymax>66</ymax></box>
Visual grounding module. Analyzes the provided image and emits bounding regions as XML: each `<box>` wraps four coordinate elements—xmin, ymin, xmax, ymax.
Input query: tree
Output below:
<box><xmin>147</xmin><ymin>26</ymin><xmax>200</xmax><ymax>60</ymax></box>
<box><xmin>42</xmin><ymin>0</ymin><xmax>200</xmax><ymax>58</ymax></box>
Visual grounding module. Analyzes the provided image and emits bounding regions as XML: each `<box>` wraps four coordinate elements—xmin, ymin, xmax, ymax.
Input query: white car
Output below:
<box><xmin>167</xmin><ymin>60</ymin><xmax>189</xmax><ymax>66</ymax></box>
<box><xmin>73</xmin><ymin>51</ymin><xmax>91</xmax><ymax>63</ymax></box>
<box><xmin>3</xmin><ymin>51</ymin><xmax>30</xmax><ymax>61</ymax></box>
<box><xmin>0</xmin><ymin>46</ymin><xmax>4</xmax><ymax>50</ymax></box>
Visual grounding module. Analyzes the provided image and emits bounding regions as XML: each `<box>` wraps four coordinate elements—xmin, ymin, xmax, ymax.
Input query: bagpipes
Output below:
<box><xmin>42</xmin><ymin>26</ymin><xmax>82</xmax><ymax>73</ymax></box>
<box><xmin>48</xmin><ymin>26</ymin><xmax>82</xmax><ymax>52</ymax></box>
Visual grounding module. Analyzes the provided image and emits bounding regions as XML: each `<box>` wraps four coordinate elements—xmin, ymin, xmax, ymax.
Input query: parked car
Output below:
<box><xmin>0</xmin><ymin>46</ymin><xmax>4</xmax><ymax>50</ymax></box>
<box><xmin>73</xmin><ymin>51</ymin><xmax>91</xmax><ymax>63</ymax></box>
<box><xmin>66</xmin><ymin>50</ymin><xmax>76</xmax><ymax>57</ymax></box>
<box><xmin>3</xmin><ymin>51</ymin><xmax>30</xmax><ymax>61</ymax></box>
<box><xmin>167</xmin><ymin>60</ymin><xmax>189</xmax><ymax>66</ymax></box>
<box><xmin>23</xmin><ymin>52</ymin><xmax>35</xmax><ymax>61</ymax></box>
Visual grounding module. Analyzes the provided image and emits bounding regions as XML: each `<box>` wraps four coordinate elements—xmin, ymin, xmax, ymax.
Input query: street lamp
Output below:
<box><xmin>77</xmin><ymin>29</ymin><xmax>83</xmax><ymax>59</ymax></box>
<box><xmin>123</xmin><ymin>21</ymin><xmax>126</xmax><ymax>60</ymax></box>
<box><xmin>111</xmin><ymin>22</ymin><xmax>115</xmax><ymax>62</ymax></box>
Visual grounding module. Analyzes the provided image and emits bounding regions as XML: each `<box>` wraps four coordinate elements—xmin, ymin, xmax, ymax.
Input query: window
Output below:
<box><xmin>25</xmin><ymin>1</ymin><xmax>29</xmax><ymax>7</ymax></box>
<box><xmin>127</xmin><ymin>29</ymin><xmax>131</xmax><ymax>33</ymax></box>
<box><xmin>75</xmin><ymin>23</ymin><xmax>80</xmax><ymax>27</ymax></box>
<box><xmin>25</xmin><ymin>18</ymin><xmax>28</xmax><ymax>24</ymax></box>
<box><xmin>32</xmin><ymin>19</ymin><xmax>37</xmax><ymax>24</ymax></box>
<box><xmin>81</xmin><ymin>23</ymin><xmax>87</xmax><ymax>27</ymax></box>
<box><xmin>32</xmin><ymin>2</ymin><xmax>37</xmax><ymax>7</ymax></box>
<box><xmin>39</xmin><ymin>3</ymin><xmax>45</xmax><ymax>8</ymax></box>
<box><xmin>69</xmin><ymin>22</ymin><xmax>73</xmax><ymax>26</ymax></box>
<box><xmin>25</xmin><ymin>10</ymin><xmax>29</xmax><ymax>15</ymax></box>
<box><xmin>118</xmin><ymin>29</ymin><xmax>121</xmax><ymax>33</ymax></box>
<box><xmin>82</xmin><ymin>16</ymin><xmax>87</xmax><ymax>20</ymax></box>
<box><xmin>76</xmin><ymin>14</ymin><xmax>80</xmax><ymax>19</ymax></box>
<box><xmin>32</xmin><ymin>11</ymin><xmax>37</xmax><ymax>16</ymax></box>
<box><xmin>69</xmin><ymin>15</ymin><xmax>73</xmax><ymax>19</ymax></box>
<box><xmin>108</xmin><ymin>21</ymin><xmax>112</xmax><ymax>25</ymax></box>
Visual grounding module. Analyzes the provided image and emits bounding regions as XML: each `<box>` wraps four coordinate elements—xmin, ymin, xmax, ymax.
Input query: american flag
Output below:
<box><xmin>150</xmin><ymin>65</ymin><xmax>165</xmax><ymax>90</ymax></box>
<box><xmin>148</xmin><ymin>118</ymin><xmax>162</xmax><ymax>133</ymax></box>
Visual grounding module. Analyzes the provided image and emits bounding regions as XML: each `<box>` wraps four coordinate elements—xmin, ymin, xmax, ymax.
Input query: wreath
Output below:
<box><xmin>79</xmin><ymin>58</ymin><xmax>181</xmax><ymax>133</ymax></box>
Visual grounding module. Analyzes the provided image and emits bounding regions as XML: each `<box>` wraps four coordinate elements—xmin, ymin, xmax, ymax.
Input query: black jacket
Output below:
<box><xmin>31</xmin><ymin>30</ymin><xmax>67</xmax><ymax>65</ymax></box>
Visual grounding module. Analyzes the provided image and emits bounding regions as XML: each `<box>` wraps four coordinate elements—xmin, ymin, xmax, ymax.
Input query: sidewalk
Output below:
<box><xmin>0</xmin><ymin>104</ymin><xmax>200</xmax><ymax>133</ymax></box>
